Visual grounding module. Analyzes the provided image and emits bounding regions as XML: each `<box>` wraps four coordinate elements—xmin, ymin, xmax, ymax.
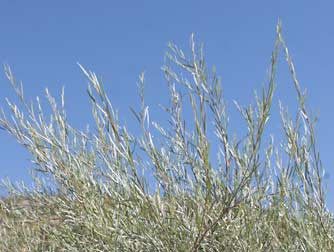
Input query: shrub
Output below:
<box><xmin>0</xmin><ymin>22</ymin><xmax>333</xmax><ymax>251</ymax></box>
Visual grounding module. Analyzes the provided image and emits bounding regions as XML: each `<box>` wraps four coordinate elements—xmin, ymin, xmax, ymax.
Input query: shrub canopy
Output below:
<box><xmin>0</xmin><ymin>22</ymin><xmax>333</xmax><ymax>251</ymax></box>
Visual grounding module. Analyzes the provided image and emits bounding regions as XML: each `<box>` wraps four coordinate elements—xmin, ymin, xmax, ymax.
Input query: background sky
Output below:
<box><xmin>0</xmin><ymin>1</ymin><xmax>333</xmax><ymax>210</ymax></box>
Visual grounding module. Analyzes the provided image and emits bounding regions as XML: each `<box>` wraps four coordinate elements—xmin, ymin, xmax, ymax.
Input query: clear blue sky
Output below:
<box><xmin>0</xmin><ymin>1</ymin><xmax>333</xmax><ymax>210</ymax></box>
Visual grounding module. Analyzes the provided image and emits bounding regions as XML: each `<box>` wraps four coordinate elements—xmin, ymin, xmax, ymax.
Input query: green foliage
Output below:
<box><xmin>0</xmin><ymin>22</ymin><xmax>333</xmax><ymax>251</ymax></box>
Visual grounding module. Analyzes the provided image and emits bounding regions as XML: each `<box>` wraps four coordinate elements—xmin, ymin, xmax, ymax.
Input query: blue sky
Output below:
<box><xmin>0</xmin><ymin>1</ymin><xmax>333</xmax><ymax>210</ymax></box>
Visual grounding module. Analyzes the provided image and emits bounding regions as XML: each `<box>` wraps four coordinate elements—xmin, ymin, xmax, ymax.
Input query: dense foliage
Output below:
<box><xmin>1</xmin><ymin>23</ymin><xmax>333</xmax><ymax>251</ymax></box>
